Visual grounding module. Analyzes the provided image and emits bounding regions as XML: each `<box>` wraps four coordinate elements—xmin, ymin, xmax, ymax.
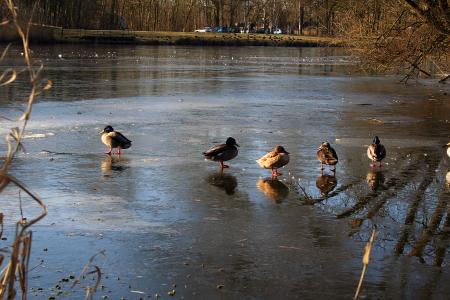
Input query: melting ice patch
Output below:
<box><xmin>23</xmin><ymin>132</ymin><xmax>55</xmax><ymax>139</ymax></box>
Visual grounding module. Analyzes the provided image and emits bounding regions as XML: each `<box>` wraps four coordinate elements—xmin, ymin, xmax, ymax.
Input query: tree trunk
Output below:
<box><xmin>110</xmin><ymin>0</ymin><xmax>117</xmax><ymax>29</ymax></box>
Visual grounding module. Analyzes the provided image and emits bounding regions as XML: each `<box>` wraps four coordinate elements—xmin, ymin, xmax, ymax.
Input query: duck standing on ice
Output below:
<box><xmin>100</xmin><ymin>125</ymin><xmax>132</xmax><ymax>155</ymax></box>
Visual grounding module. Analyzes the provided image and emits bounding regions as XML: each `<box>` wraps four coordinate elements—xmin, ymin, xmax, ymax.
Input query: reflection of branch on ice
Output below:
<box><xmin>291</xmin><ymin>151</ymin><xmax>450</xmax><ymax>266</ymax></box>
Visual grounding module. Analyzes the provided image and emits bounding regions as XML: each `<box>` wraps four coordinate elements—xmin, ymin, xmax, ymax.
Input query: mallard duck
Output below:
<box><xmin>203</xmin><ymin>137</ymin><xmax>239</xmax><ymax>169</ymax></box>
<box><xmin>316</xmin><ymin>141</ymin><xmax>338</xmax><ymax>173</ymax></box>
<box><xmin>100</xmin><ymin>125</ymin><xmax>132</xmax><ymax>155</ymax></box>
<box><xmin>256</xmin><ymin>145</ymin><xmax>290</xmax><ymax>177</ymax></box>
<box><xmin>367</xmin><ymin>136</ymin><xmax>386</xmax><ymax>167</ymax></box>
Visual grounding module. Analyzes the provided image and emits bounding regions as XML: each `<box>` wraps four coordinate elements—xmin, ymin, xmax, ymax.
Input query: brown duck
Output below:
<box><xmin>203</xmin><ymin>137</ymin><xmax>239</xmax><ymax>169</ymax></box>
<box><xmin>256</xmin><ymin>145</ymin><xmax>290</xmax><ymax>177</ymax></box>
<box><xmin>367</xmin><ymin>136</ymin><xmax>386</xmax><ymax>167</ymax></box>
<box><xmin>100</xmin><ymin>125</ymin><xmax>132</xmax><ymax>155</ymax></box>
<box><xmin>316</xmin><ymin>141</ymin><xmax>338</xmax><ymax>173</ymax></box>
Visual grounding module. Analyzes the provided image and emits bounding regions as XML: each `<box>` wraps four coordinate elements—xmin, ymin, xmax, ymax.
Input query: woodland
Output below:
<box><xmin>5</xmin><ymin>0</ymin><xmax>449</xmax><ymax>80</ymax></box>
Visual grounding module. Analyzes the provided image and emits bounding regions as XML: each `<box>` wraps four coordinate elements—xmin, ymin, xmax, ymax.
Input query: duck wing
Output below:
<box><xmin>256</xmin><ymin>151</ymin><xmax>281</xmax><ymax>168</ymax></box>
<box><xmin>316</xmin><ymin>149</ymin><xmax>330</xmax><ymax>164</ymax></box>
<box><xmin>109</xmin><ymin>131</ymin><xmax>132</xmax><ymax>147</ymax></box>
<box><xmin>375</xmin><ymin>144</ymin><xmax>386</xmax><ymax>160</ymax></box>
<box><xmin>323</xmin><ymin>147</ymin><xmax>338</xmax><ymax>164</ymax></box>
<box><xmin>203</xmin><ymin>143</ymin><xmax>227</xmax><ymax>157</ymax></box>
<box><xmin>368</xmin><ymin>144</ymin><xmax>385</xmax><ymax>161</ymax></box>
<box><xmin>367</xmin><ymin>145</ymin><xmax>376</xmax><ymax>160</ymax></box>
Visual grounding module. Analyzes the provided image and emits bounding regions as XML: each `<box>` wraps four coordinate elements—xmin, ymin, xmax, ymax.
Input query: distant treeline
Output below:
<box><xmin>5</xmin><ymin>0</ymin><xmax>411</xmax><ymax>35</ymax></box>
<box><xmin>3</xmin><ymin>0</ymin><xmax>449</xmax><ymax>80</ymax></box>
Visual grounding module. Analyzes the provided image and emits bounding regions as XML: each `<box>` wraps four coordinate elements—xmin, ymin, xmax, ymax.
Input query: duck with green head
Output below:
<box><xmin>100</xmin><ymin>125</ymin><xmax>132</xmax><ymax>155</ymax></box>
<box><xmin>367</xmin><ymin>136</ymin><xmax>386</xmax><ymax>167</ymax></box>
<box><xmin>203</xmin><ymin>137</ymin><xmax>239</xmax><ymax>170</ymax></box>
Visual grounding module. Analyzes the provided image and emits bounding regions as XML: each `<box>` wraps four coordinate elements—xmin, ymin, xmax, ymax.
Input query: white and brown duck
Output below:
<box><xmin>256</xmin><ymin>145</ymin><xmax>290</xmax><ymax>177</ymax></box>
<box><xmin>100</xmin><ymin>125</ymin><xmax>132</xmax><ymax>155</ymax></box>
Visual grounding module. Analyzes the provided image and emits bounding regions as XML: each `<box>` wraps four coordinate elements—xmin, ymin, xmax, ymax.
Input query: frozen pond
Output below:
<box><xmin>1</xmin><ymin>44</ymin><xmax>450</xmax><ymax>299</ymax></box>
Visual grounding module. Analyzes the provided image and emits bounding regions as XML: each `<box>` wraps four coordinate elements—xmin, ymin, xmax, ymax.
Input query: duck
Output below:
<box><xmin>316</xmin><ymin>141</ymin><xmax>338</xmax><ymax>173</ymax></box>
<box><xmin>367</xmin><ymin>136</ymin><xmax>386</xmax><ymax>167</ymax></box>
<box><xmin>100</xmin><ymin>125</ymin><xmax>132</xmax><ymax>155</ymax></box>
<box><xmin>256</xmin><ymin>145</ymin><xmax>290</xmax><ymax>177</ymax></box>
<box><xmin>203</xmin><ymin>137</ymin><xmax>239</xmax><ymax>169</ymax></box>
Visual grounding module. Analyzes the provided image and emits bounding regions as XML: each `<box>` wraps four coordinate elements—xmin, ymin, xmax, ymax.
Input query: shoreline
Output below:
<box><xmin>0</xmin><ymin>24</ymin><xmax>344</xmax><ymax>47</ymax></box>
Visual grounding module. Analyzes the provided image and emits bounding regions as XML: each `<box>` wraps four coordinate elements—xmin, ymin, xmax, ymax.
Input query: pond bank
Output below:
<box><xmin>0</xmin><ymin>24</ymin><xmax>344</xmax><ymax>47</ymax></box>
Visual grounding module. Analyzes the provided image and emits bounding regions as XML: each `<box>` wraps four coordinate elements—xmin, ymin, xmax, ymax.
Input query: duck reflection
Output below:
<box><xmin>101</xmin><ymin>155</ymin><xmax>128</xmax><ymax>176</ymax></box>
<box><xmin>206</xmin><ymin>172</ymin><xmax>238</xmax><ymax>195</ymax></box>
<box><xmin>366</xmin><ymin>169</ymin><xmax>385</xmax><ymax>191</ymax></box>
<box><xmin>315</xmin><ymin>174</ymin><xmax>337</xmax><ymax>196</ymax></box>
<box><xmin>257</xmin><ymin>178</ymin><xmax>289</xmax><ymax>203</ymax></box>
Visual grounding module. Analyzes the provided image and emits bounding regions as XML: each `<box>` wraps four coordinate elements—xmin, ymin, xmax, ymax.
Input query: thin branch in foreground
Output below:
<box><xmin>71</xmin><ymin>250</ymin><xmax>106</xmax><ymax>300</ymax></box>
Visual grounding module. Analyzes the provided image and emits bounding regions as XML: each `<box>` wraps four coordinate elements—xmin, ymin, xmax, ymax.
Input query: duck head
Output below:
<box><xmin>373</xmin><ymin>136</ymin><xmax>380</xmax><ymax>145</ymax></box>
<box><xmin>274</xmin><ymin>145</ymin><xmax>289</xmax><ymax>154</ymax></box>
<box><xmin>226</xmin><ymin>137</ymin><xmax>239</xmax><ymax>147</ymax></box>
<box><xmin>321</xmin><ymin>141</ymin><xmax>331</xmax><ymax>148</ymax></box>
<box><xmin>100</xmin><ymin>125</ymin><xmax>114</xmax><ymax>134</ymax></box>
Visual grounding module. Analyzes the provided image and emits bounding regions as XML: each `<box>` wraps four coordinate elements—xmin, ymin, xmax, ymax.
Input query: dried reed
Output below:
<box><xmin>354</xmin><ymin>227</ymin><xmax>376</xmax><ymax>300</ymax></box>
<box><xmin>0</xmin><ymin>1</ymin><xmax>49</xmax><ymax>298</ymax></box>
<box><xmin>71</xmin><ymin>251</ymin><xmax>106</xmax><ymax>300</ymax></box>
<box><xmin>1</xmin><ymin>2</ymin><xmax>104</xmax><ymax>299</ymax></box>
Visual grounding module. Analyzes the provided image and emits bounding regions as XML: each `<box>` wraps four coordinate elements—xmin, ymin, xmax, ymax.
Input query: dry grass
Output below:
<box><xmin>0</xmin><ymin>2</ymin><xmax>105</xmax><ymax>299</ymax></box>
<box><xmin>0</xmin><ymin>1</ymin><xmax>50</xmax><ymax>298</ymax></box>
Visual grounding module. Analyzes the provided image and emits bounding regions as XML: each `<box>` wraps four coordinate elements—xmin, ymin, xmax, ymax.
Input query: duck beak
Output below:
<box><xmin>99</xmin><ymin>129</ymin><xmax>105</xmax><ymax>134</ymax></box>
<box><xmin>284</xmin><ymin>150</ymin><xmax>290</xmax><ymax>154</ymax></box>
<box><xmin>235</xmin><ymin>143</ymin><xmax>240</xmax><ymax>147</ymax></box>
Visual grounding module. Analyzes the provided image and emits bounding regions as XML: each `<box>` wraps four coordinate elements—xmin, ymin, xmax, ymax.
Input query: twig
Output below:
<box><xmin>19</xmin><ymin>190</ymin><xmax>25</xmax><ymax>223</ymax></box>
<box><xmin>439</xmin><ymin>74</ymin><xmax>450</xmax><ymax>83</ymax></box>
<box><xmin>71</xmin><ymin>250</ymin><xmax>106</xmax><ymax>300</ymax></box>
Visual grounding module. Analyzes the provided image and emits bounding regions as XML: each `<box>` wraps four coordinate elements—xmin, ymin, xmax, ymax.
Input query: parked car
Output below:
<box><xmin>273</xmin><ymin>28</ymin><xmax>283</xmax><ymax>34</ymax></box>
<box><xmin>256</xmin><ymin>28</ymin><xmax>269</xmax><ymax>34</ymax></box>
<box><xmin>213</xmin><ymin>26</ymin><xmax>229</xmax><ymax>33</ymax></box>
<box><xmin>228</xmin><ymin>27</ymin><xmax>241</xmax><ymax>33</ymax></box>
<box><xmin>194</xmin><ymin>27</ymin><xmax>212</xmax><ymax>33</ymax></box>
